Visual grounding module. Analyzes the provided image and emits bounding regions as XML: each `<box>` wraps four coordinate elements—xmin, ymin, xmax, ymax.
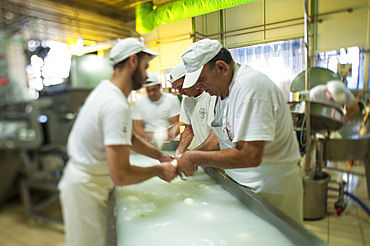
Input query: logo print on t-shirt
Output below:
<box><xmin>120</xmin><ymin>123</ymin><xmax>128</xmax><ymax>133</ymax></box>
<box><xmin>199</xmin><ymin>107</ymin><xmax>206</xmax><ymax>119</ymax></box>
<box><xmin>225</xmin><ymin>121</ymin><xmax>232</xmax><ymax>141</ymax></box>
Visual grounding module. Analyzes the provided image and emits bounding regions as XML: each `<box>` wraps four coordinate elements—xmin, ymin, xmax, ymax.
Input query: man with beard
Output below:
<box><xmin>58</xmin><ymin>38</ymin><xmax>177</xmax><ymax>246</ymax></box>
<box><xmin>132</xmin><ymin>73</ymin><xmax>181</xmax><ymax>146</ymax></box>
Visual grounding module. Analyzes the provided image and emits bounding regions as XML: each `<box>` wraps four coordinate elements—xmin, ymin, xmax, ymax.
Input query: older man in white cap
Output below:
<box><xmin>132</xmin><ymin>72</ymin><xmax>181</xmax><ymax>146</ymax></box>
<box><xmin>169</xmin><ymin>62</ymin><xmax>217</xmax><ymax>159</ymax></box>
<box><xmin>176</xmin><ymin>39</ymin><xmax>303</xmax><ymax>224</ymax></box>
<box><xmin>58</xmin><ymin>38</ymin><xmax>177</xmax><ymax>246</ymax></box>
<box><xmin>310</xmin><ymin>80</ymin><xmax>360</xmax><ymax>124</ymax></box>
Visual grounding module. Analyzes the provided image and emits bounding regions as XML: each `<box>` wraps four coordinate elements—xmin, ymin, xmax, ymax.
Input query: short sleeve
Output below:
<box><xmin>233</xmin><ymin>96</ymin><xmax>275</xmax><ymax>143</ymax></box>
<box><xmin>102</xmin><ymin>101</ymin><xmax>132</xmax><ymax>146</ymax></box>
<box><xmin>179</xmin><ymin>98</ymin><xmax>191</xmax><ymax>125</ymax></box>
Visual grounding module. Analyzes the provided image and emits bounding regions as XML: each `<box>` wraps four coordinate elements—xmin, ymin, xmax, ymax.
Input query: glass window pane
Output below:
<box><xmin>229</xmin><ymin>39</ymin><xmax>305</xmax><ymax>100</ymax></box>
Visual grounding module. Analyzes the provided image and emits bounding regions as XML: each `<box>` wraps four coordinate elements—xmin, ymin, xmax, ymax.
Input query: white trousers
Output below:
<box><xmin>58</xmin><ymin>160</ymin><xmax>114</xmax><ymax>246</ymax></box>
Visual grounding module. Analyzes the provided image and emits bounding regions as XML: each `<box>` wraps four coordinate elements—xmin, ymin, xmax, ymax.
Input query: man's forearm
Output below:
<box><xmin>343</xmin><ymin>102</ymin><xmax>360</xmax><ymax>123</ymax></box>
<box><xmin>175</xmin><ymin>125</ymin><xmax>194</xmax><ymax>156</ymax></box>
<box><xmin>189</xmin><ymin>141</ymin><xmax>264</xmax><ymax>169</ymax></box>
<box><xmin>194</xmin><ymin>131</ymin><xmax>219</xmax><ymax>151</ymax></box>
<box><xmin>131</xmin><ymin>132</ymin><xmax>163</xmax><ymax>160</ymax></box>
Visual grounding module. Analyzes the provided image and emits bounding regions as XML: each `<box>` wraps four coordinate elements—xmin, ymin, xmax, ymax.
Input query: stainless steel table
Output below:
<box><xmin>106</xmin><ymin>152</ymin><xmax>327</xmax><ymax>246</ymax></box>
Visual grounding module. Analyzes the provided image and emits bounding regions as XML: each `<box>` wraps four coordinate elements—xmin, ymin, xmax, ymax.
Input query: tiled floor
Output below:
<box><xmin>0</xmin><ymin>197</ymin><xmax>65</xmax><ymax>246</ymax></box>
<box><xmin>303</xmin><ymin>160</ymin><xmax>370</xmax><ymax>246</ymax></box>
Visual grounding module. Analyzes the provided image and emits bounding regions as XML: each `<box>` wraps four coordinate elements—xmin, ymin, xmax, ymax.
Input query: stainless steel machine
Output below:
<box><xmin>290</xmin><ymin>67</ymin><xmax>370</xmax><ymax>219</ymax></box>
<box><xmin>0</xmin><ymin>100</ymin><xmax>45</xmax><ymax>203</ymax></box>
<box><xmin>0</xmin><ymin>88</ymin><xmax>91</xmax><ymax>222</ymax></box>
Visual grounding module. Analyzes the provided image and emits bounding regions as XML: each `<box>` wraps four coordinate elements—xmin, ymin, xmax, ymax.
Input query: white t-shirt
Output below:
<box><xmin>67</xmin><ymin>80</ymin><xmax>132</xmax><ymax>165</ymax></box>
<box><xmin>222</xmin><ymin>64</ymin><xmax>300</xmax><ymax>177</ymax></box>
<box><xmin>310</xmin><ymin>84</ymin><xmax>355</xmax><ymax>109</ymax></box>
<box><xmin>132</xmin><ymin>93</ymin><xmax>180</xmax><ymax>132</ymax></box>
<box><xmin>179</xmin><ymin>92</ymin><xmax>213</xmax><ymax>146</ymax></box>
<box><xmin>211</xmin><ymin>65</ymin><xmax>303</xmax><ymax>222</ymax></box>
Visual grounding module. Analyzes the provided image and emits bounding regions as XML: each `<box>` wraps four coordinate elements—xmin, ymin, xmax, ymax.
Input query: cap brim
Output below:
<box><xmin>143</xmin><ymin>48</ymin><xmax>160</xmax><ymax>58</ymax></box>
<box><xmin>333</xmin><ymin>94</ymin><xmax>346</xmax><ymax>102</ymax></box>
<box><xmin>170</xmin><ymin>72</ymin><xmax>186</xmax><ymax>84</ymax></box>
<box><xmin>143</xmin><ymin>81</ymin><xmax>161</xmax><ymax>87</ymax></box>
<box><xmin>183</xmin><ymin>66</ymin><xmax>203</xmax><ymax>89</ymax></box>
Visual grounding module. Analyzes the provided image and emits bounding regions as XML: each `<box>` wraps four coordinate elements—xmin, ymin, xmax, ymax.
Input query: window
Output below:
<box><xmin>316</xmin><ymin>47</ymin><xmax>365</xmax><ymax>90</ymax></box>
<box><xmin>230</xmin><ymin>39</ymin><xmax>368</xmax><ymax>98</ymax></box>
<box><xmin>229</xmin><ymin>39</ymin><xmax>306</xmax><ymax>100</ymax></box>
<box><xmin>26</xmin><ymin>40</ymin><xmax>71</xmax><ymax>98</ymax></box>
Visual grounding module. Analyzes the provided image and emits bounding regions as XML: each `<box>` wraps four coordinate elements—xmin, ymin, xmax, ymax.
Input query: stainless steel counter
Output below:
<box><xmin>106</xmin><ymin>153</ymin><xmax>327</xmax><ymax>246</ymax></box>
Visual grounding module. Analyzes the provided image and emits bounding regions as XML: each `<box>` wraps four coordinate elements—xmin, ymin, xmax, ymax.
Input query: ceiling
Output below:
<box><xmin>0</xmin><ymin>0</ymin><xmax>175</xmax><ymax>43</ymax></box>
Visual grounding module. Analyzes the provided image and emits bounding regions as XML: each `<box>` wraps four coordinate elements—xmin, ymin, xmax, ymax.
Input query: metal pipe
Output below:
<box><xmin>205</xmin><ymin>17</ymin><xmax>306</xmax><ymax>39</ymax></box>
<box><xmin>304</xmin><ymin>0</ymin><xmax>312</xmax><ymax>179</ymax></box>
<box><xmin>196</xmin><ymin>7</ymin><xmax>352</xmax><ymax>40</ymax></box>
<box><xmin>207</xmin><ymin>22</ymin><xmax>304</xmax><ymax>41</ymax></box>
<box><xmin>364</xmin><ymin>52</ymin><xmax>369</xmax><ymax>90</ymax></box>
<box><xmin>263</xmin><ymin>0</ymin><xmax>267</xmax><ymax>40</ymax></box>
<box><xmin>220</xmin><ymin>9</ymin><xmax>224</xmax><ymax>46</ymax></box>
<box><xmin>311</xmin><ymin>0</ymin><xmax>318</xmax><ymax>67</ymax></box>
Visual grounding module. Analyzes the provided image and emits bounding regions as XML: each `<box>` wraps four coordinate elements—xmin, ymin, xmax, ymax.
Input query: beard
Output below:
<box><xmin>132</xmin><ymin>65</ymin><xmax>145</xmax><ymax>90</ymax></box>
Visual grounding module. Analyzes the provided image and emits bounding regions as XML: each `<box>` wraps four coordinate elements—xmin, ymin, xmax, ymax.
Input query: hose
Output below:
<box><xmin>343</xmin><ymin>191</ymin><xmax>370</xmax><ymax>216</ymax></box>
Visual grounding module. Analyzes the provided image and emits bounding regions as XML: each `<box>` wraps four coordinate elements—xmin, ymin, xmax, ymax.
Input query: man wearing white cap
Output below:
<box><xmin>169</xmin><ymin>62</ymin><xmax>217</xmax><ymax>158</ymax></box>
<box><xmin>177</xmin><ymin>39</ymin><xmax>303</xmax><ymax>224</ymax></box>
<box><xmin>58</xmin><ymin>38</ymin><xmax>177</xmax><ymax>246</ymax></box>
<box><xmin>132</xmin><ymin>72</ymin><xmax>181</xmax><ymax>146</ymax></box>
<box><xmin>310</xmin><ymin>80</ymin><xmax>360</xmax><ymax>124</ymax></box>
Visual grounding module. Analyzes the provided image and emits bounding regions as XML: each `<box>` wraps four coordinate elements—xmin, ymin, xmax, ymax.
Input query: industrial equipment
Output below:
<box><xmin>0</xmin><ymin>100</ymin><xmax>45</xmax><ymax>203</ymax></box>
<box><xmin>0</xmin><ymin>88</ymin><xmax>91</xmax><ymax>222</ymax></box>
<box><xmin>289</xmin><ymin>67</ymin><xmax>370</xmax><ymax>219</ymax></box>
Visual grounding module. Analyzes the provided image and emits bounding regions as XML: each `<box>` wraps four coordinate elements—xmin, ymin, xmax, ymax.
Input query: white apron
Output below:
<box><xmin>211</xmin><ymin>96</ymin><xmax>303</xmax><ymax>224</ymax></box>
<box><xmin>58</xmin><ymin>160</ymin><xmax>114</xmax><ymax>246</ymax></box>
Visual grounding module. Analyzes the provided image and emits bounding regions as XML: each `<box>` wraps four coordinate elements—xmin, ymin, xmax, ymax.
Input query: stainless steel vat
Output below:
<box><xmin>323</xmin><ymin>123</ymin><xmax>370</xmax><ymax>161</ymax></box>
<box><xmin>303</xmin><ymin>172</ymin><xmax>331</xmax><ymax>220</ymax></box>
<box><xmin>289</xmin><ymin>101</ymin><xmax>343</xmax><ymax>132</ymax></box>
<box><xmin>321</xmin><ymin>122</ymin><xmax>370</xmax><ymax>198</ymax></box>
<box><xmin>290</xmin><ymin>67</ymin><xmax>341</xmax><ymax>92</ymax></box>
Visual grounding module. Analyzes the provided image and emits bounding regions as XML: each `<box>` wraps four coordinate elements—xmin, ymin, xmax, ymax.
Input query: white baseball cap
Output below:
<box><xmin>143</xmin><ymin>73</ymin><xmax>161</xmax><ymax>87</ymax></box>
<box><xmin>109</xmin><ymin>38</ymin><xmax>159</xmax><ymax>66</ymax></box>
<box><xmin>169</xmin><ymin>62</ymin><xmax>185</xmax><ymax>84</ymax></box>
<box><xmin>327</xmin><ymin>80</ymin><xmax>347</xmax><ymax>102</ymax></box>
<box><xmin>181</xmin><ymin>39</ymin><xmax>222</xmax><ymax>89</ymax></box>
